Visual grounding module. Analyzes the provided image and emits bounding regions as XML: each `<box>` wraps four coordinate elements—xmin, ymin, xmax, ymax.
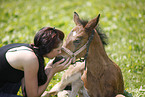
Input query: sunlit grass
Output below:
<box><xmin>0</xmin><ymin>0</ymin><xmax>144</xmax><ymax>96</ymax></box>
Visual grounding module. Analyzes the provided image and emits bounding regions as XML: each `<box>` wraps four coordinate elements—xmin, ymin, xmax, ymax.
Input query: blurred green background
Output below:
<box><xmin>0</xmin><ymin>0</ymin><xmax>145</xmax><ymax>96</ymax></box>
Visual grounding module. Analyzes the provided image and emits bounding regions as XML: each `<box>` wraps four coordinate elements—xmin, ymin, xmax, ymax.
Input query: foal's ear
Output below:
<box><xmin>73</xmin><ymin>12</ymin><xmax>82</xmax><ymax>26</ymax></box>
<box><xmin>85</xmin><ymin>14</ymin><xmax>100</xmax><ymax>30</ymax></box>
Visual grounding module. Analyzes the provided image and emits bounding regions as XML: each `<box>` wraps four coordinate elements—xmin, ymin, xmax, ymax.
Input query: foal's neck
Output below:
<box><xmin>86</xmin><ymin>32</ymin><xmax>111</xmax><ymax>77</ymax></box>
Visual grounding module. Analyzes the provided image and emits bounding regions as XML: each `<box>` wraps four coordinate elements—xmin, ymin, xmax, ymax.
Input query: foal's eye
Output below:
<box><xmin>74</xmin><ymin>40</ymin><xmax>80</xmax><ymax>43</ymax></box>
<box><xmin>73</xmin><ymin>39</ymin><xmax>81</xmax><ymax>45</ymax></box>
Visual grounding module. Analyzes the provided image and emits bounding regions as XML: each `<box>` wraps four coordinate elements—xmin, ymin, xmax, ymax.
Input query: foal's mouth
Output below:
<box><xmin>53</xmin><ymin>56</ymin><xmax>65</xmax><ymax>64</ymax></box>
<box><xmin>53</xmin><ymin>55</ymin><xmax>74</xmax><ymax>64</ymax></box>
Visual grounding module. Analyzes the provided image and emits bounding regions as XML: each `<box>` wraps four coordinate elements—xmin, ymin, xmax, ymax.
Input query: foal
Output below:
<box><xmin>58</xmin><ymin>12</ymin><xmax>124</xmax><ymax>97</ymax></box>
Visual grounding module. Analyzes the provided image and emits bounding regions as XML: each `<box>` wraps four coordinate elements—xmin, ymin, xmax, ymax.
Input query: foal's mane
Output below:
<box><xmin>81</xmin><ymin>20</ymin><xmax>108</xmax><ymax>46</ymax></box>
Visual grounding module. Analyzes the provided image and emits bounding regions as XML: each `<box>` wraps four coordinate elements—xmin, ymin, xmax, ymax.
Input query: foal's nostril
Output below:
<box><xmin>53</xmin><ymin>56</ymin><xmax>66</xmax><ymax>64</ymax></box>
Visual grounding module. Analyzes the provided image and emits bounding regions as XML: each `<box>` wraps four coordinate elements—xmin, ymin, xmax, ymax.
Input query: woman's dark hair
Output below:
<box><xmin>33</xmin><ymin>27</ymin><xmax>64</xmax><ymax>55</ymax></box>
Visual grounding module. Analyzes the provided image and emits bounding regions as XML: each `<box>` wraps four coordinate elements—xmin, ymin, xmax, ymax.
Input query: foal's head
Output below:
<box><xmin>56</xmin><ymin>12</ymin><xmax>107</xmax><ymax>63</ymax></box>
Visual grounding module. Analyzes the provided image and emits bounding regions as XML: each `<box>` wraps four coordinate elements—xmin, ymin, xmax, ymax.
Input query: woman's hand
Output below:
<box><xmin>45</xmin><ymin>57</ymin><xmax>72</xmax><ymax>74</ymax></box>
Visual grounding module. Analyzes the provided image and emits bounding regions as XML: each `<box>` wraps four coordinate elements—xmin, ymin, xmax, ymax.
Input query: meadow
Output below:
<box><xmin>0</xmin><ymin>0</ymin><xmax>144</xmax><ymax>96</ymax></box>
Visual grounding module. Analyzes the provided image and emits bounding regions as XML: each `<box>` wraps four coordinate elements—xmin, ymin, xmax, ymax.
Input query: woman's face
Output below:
<box><xmin>43</xmin><ymin>42</ymin><xmax>63</xmax><ymax>59</ymax></box>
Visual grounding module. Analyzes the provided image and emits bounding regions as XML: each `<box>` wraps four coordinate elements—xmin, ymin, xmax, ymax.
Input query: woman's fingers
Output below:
<box><xmin>60</xmin><ymin>57</ymin><xmax>70</xmax><ymax>65</ymax></box>
<box><xmin>51</xmin><ymin>58</ymin><xmax>65</xmax><ymax>67</ymax></box>
<box><xmin>63</xmin><ymin>58</ymin><xmax>73</xmax><ymax>69</ymax></box>
<box><xmin>55</xmin><ymin>58</ymin><xmax>65</xmax><ymax>65</ymax></box>
<box><xmin>59</xmin><ymin>57</ymin><xmax>73</xmax><ymax>70</ymax></box>
<box><xmin>50</xmin><ymin>57</ymin><xmax>74</xmax><ymax>72</ymax></box>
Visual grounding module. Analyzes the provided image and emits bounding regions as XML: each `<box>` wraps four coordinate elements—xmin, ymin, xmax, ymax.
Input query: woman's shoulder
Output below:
<box><xmin>6</xmin><ymin>46</ymin><xmax>39</xmax><ymax>71</ymax></box>
<box><xmin>22</xmin><ymin>50</ymin><xmax>39</xmax><ymax>69</ymax></box>
<box><xmin>16</xmin><ymin>46</ymin><xmax>38</xmax><ymax>62</ymax></box>
<box><xmin>7</xmin><ymin>46</ymin><xmax>36</xmax><ymax>59</ymax></box>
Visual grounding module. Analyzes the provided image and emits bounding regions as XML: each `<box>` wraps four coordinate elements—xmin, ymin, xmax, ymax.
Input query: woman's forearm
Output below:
<box><xmin>37</xmin><ymin>67</ymin><xmax>55</xmax><ymax>96</ymax></box>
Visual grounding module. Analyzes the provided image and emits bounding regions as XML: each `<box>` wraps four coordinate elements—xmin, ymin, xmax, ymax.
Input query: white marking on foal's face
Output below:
<box><xmin>72</xmin><ymin>31</ymin><xmax>77</xmax><ymax>36</ymax></box>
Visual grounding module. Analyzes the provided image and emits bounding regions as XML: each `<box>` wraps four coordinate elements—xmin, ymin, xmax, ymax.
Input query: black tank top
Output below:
<box><xmin>0</xmin><ymin>43</ymin><xmax>46</xmax><ymax>87</ymax></box>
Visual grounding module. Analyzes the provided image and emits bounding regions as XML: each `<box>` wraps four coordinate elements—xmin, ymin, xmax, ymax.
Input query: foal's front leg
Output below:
<box><xmin>78</xmin><ymin>86</ymin><xmax>90</xmax><ymax>97</ymax></box>
<box><xmin>69</xmin><ymin>78</ymin><xmax>84</xmax><ymax>97</ymax></box>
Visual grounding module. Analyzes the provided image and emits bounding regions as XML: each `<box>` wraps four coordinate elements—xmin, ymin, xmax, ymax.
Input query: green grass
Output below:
<box><xmin>0</xmin><ymin>0</ymin><xmax>145</xmax><ymax>96</ymax></box>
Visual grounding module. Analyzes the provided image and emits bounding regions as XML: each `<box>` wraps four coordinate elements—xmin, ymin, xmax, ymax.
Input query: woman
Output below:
<box><xmin>0</xmin><ymin>27</ymin><xmax>72</xmax><ymax>97</ymax></box>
